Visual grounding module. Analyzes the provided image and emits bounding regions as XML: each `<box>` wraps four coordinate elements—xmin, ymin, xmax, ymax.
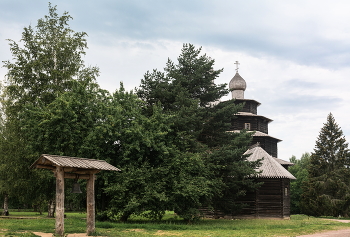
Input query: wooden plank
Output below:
<box><xmin>74</xmin><ymin>170</ymin><xmax>100</xmax><ymax>175</ymax></box>
<box><xmin>86</xmin><ymin>173</ymin><xmax>95</xmax><ymax>235</ymax></box>
<box><xmin>55</xmin><ymin>166</ymin><xmax>65</xmax><ymax>236</ymax></box>
<box><xmin>61</xmin><ymin>169</ymin><xmax>100</xmax><ymax>175</ymax></box>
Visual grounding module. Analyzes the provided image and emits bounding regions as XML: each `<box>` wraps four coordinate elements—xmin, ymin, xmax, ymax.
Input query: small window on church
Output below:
<box><xmin>285</xmin><ymin>187</ymin><xmax>288</xmax><ymax>196</ymax></box>
<box><xmin>244</xmin><ymin>123</ymin><xmax>251</xmax><ymax>130</ymax></box>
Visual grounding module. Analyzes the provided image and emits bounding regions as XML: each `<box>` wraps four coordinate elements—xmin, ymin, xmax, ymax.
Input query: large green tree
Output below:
<box><xmin>134</xmin><ymin>44</ymin><xmax>259</xmax><ymax>220</ymax></box>
<box><xmin>0</xmin><ymin>3</ymin><xmax>99</xmax><ymax>212</ymax></box>
<box><xmin>95</xmin><ymin>86</ymin><xmax>216</xmax><ymax>222</ymax></box>
<box><xmin>137</xmin><ymin>44</ymin><xmax>229</xmax><ymax>151</ymax></box>
<box><xmin>301</xmin><ymin>113</ymin><xmax>350</xmax><ymax>217</ymax></box>
<box><xmin>84</xmin><ymin>86</ymin><xmax>181</xmax><ymax>221</ymax></box>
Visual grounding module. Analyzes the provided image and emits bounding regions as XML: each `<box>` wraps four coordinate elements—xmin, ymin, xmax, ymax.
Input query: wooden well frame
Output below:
<box><xmin>31</xmin><ymin>154</ymin><xmax>120</xmax><ymax>236</ymax></box>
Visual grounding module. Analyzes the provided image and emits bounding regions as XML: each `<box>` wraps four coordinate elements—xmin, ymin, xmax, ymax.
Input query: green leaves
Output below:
<box><xmin>0</xmin><ymin>3</ymin><xmax>99</xmax><ymax>208</ymax></box>
<box><xmin>289</xmin><ymin>153</ymin><xmax>310</xmax><ymax>214</ymax></box>
<box><xmin>2</xmin><ymin>3</ymin><xmax>97</xmax><ymax>114</ymax></box>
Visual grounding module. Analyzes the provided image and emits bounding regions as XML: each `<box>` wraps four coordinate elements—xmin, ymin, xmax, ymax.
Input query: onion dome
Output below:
<box><xmin>229</xmin><ymin>72</ymin><xmax>246</xmax><ymax>99</ymax></box>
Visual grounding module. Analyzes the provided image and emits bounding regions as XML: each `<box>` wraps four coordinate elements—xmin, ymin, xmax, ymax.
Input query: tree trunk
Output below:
<box><xmin>2</xmin><ymin>193</ymin><xmax>9</xmax><ymax>216</ymax></box>
<box><xmin>48</xmin><ymin>199</ymin><xmax>55</xmax><ymax>217</ymax></box>
<box><xmin>38</xmin><ymin>206</ymin><xmax>43</xmax><ymax>215</ymax></box>
<box><xmin>120</xmin><ymin>212</ymin><xmax>131</xmax><ymax>222</ymax></box>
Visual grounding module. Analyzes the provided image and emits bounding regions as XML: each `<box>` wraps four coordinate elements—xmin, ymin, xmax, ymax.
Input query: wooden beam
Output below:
<box><xmin>53</xmin><ymin>171</ymin><xmax>99</xmax><ymax>180</ymax></box>
<box><xmin>63</xmin><ymin>173</ymin><xmax>91</xmax><ymax>180</ymax></box>
<box><xmin>55</xmin><ymin>166</ymin><xmax>65</xmax><ymax>236</ymax></box>
<box><xmin>86</xmin><ymin>173</ymin><xmax>95</xmax><ymax>235</ymax></box>
<box><xmin>74</xmin><ymin>170</ymin><xmax>100</xmax><ymax>175</ymax></box>
<box><xmin>36</xmin><ymin>164</ymin><xmax>55</xmax><ymax>170</ymax></box>
<box><xmin>63</xmin><ymin>167</ymin><xmax>78</xmax><ymax>172</ymax></box>
<box><xmin>64</xmin><ymin>168</ymin><xmax>100</xmax><ymax>174</ymax></box>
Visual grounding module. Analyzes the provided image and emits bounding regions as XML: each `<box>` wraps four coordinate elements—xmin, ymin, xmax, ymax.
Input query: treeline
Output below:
<box><xmin>289</xmin><ymin>113</ymin><xmax>350</xmax><ymax>217</ymax></box>
<box><xmin>0</xmin><ymin>4</ymin><xmax>260</xmax><ymax>221</ymax></box>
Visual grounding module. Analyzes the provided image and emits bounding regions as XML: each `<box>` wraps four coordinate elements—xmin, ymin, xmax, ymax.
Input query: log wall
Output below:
<box><xmin>234</xmin><ymin>178</ymin><xmax>291</xmax><ymax>219</ymax></box>
<box><xmin>202</xmin><ymin>178</ymin><xmax>291</xmax><ymax>219</ymax></box>
<box><xmin>232</xmin><ymin>117</ymin><xmax>269</xmax><ymax>134</ymax></box>
<box><xmin>233</xmin><ymin>100</ymin><xmax>260</xmax><ymax>114</ymax></box>
<box><xmin>252</xmin><ymin>137</ymin><xmax>278</xmax><ymax>158</ymax></box>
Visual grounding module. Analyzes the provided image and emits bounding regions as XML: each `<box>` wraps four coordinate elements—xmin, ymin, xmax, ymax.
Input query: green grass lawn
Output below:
<box><xmin>1</xmin><ymin>211</ymin><xmax>350</xmax><ymax>237</ymax></box>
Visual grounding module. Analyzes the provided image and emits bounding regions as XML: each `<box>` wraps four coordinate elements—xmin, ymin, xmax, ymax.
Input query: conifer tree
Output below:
<box><xmin>135</xmin><ymin>44</ymin><xmax>259</xmax><ymax>220</ymax></box>
<box><xmin>301</xmin><ymin>113</ymin><xmax>350</xmax><ymax>216</ymax></box>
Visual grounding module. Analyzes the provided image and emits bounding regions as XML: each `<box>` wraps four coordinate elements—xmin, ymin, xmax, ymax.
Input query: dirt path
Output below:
<box><xmin>33</xmin><ymin>233</ymin><xmax>105</xmax><ymax>237</ymax></box>
<box><xmin>296</xmin><ymin>228</ymin><xmax>350</xmax><ymax>237</ymax></box>
<box><xmin>296</xmin><ymin>219</ymin><xmax>350</xmax><ymax>237</ymax></box>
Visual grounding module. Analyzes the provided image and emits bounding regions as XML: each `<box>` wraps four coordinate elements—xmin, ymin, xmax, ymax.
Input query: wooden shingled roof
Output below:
<box><xmin>231</xmin><ymin>130</ymin><xmax>282</xmax><ymax>142</ymax></box>
<box><xmin>244</xmin><ymin>147</ymin><xmax>296</xmax><ymax>180</ymax></box>
<box><xmin>236</xmin><ymin>112</ymin><xmax>273</xmax><ymax>123</ymax></box>
<box><xmin>31</xmin><ymin>154</ymin><xmax>120</xmax><ymax>173</ymax></box>
<box><xmin>274</xmin><ymin>157</ymin><xmax>294</xmax><ymax>166</ymax></box>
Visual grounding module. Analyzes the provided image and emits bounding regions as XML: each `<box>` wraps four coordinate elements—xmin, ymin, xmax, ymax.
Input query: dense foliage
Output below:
<box><xmin>301</xmin><ymin>113</ymin><xmax>350</xmax><ymax>217</ymax></box>
<box><xmin>289</xmin><ymin>153</ymin><xmax>310</xmax><ymax>214</ymax></box>
<box><xmin>1</xmin><ymin>5</ymin><xmax>259</xmax><ymax>221</ymax></box>
<box><xmin>0</xmin><ymin>3</ymin><xmax>99</xmax><ymax>214</ymax></box>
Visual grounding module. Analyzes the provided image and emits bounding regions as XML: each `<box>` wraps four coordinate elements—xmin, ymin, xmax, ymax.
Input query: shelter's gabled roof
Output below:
<box><xmin>244</xmin><ymin>147</ymin><xmax>296</xmax><ymax>180</ymax></box>
<box><xmin>31</xmin><ymin>154</ymin><xmax>120</xmax><ymax>172</ymax></box>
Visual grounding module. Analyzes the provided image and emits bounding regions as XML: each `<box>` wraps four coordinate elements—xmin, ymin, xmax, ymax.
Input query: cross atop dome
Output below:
<box><xmin>234</xmin><ymin>61</ymin><xmax>240</xmax><ymax>73</ymax></box>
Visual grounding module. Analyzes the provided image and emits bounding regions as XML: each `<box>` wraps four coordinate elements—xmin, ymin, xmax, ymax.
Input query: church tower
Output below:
<box><xmin>229</xmin><ymin>63</ymin><xmax>282</xmax><ymax>159</ymax></box>
<box><xmin>202</xmin><ymin>62</ymin><xmax>295</xmax><ymax>219</ymax></box>
<box><xmin>228</xmin><ymin>62</ymin><xmax>295</xmax><ymax>219</ymax></box>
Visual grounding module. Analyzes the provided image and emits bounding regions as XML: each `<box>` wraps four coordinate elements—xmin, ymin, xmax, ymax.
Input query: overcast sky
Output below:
<box><xmin>1</xmin><ymin>0</ymin><xmax>350</xmax><ymax>161</ymax></box>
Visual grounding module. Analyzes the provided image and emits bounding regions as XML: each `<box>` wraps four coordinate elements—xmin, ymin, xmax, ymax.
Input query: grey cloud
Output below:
<box><xmin>282</xmin><ymin>79</ymin><xmax>320</xmax><ymax>89</ymax></box>
<box><xmin>3</xmin><ymin>1</ymin><xmax>350</xmax><ymax>70</ymax></box>
<box><xmin>74</xmin><ymin>1</ymin><xmax>350</xmax><ymax>70</ymax></box>
<box><xmin>274</xmin><ymin>95</ymin><xmax>342</xmax><ymax>111</ymax></box>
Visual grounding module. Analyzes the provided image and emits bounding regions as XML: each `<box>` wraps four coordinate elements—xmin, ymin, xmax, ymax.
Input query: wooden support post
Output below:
<box><xmin>86</xmin><ymin>173</ymin><xmax>95</xmax><ymax>235</ymax></box>
<box><xmin>55</xmin><ymin>166</ymin><xmax>65</xmax><ymax>236</ymax></box>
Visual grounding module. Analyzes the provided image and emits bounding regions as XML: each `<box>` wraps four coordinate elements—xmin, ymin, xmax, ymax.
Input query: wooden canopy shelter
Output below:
<box><xmin>31</xmin><ymin>154</ymin><xmax>120</xmax><ymax>236</ymax></box>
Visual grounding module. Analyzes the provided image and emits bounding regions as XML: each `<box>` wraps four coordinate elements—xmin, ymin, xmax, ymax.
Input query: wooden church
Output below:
<box><xmin>211</xmin><ymin>64</ymin><xmax>296</xmax><ymax>219</ymax></box>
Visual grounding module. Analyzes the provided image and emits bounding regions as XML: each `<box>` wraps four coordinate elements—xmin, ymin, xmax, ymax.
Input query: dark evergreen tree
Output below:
<box><xmin>301</xmin><ymin>113</ymin><xmax>350</xmax><ymax>217</ymax></box>
<box><xmin>137</xmin><ymin>44</ymin><xmax>229</xmax><ymax>152</ymax></box>
<box><xmin>135</xmin><ymin>43</ymin><xmax>259</xmax><ymax>220</ymax></box>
